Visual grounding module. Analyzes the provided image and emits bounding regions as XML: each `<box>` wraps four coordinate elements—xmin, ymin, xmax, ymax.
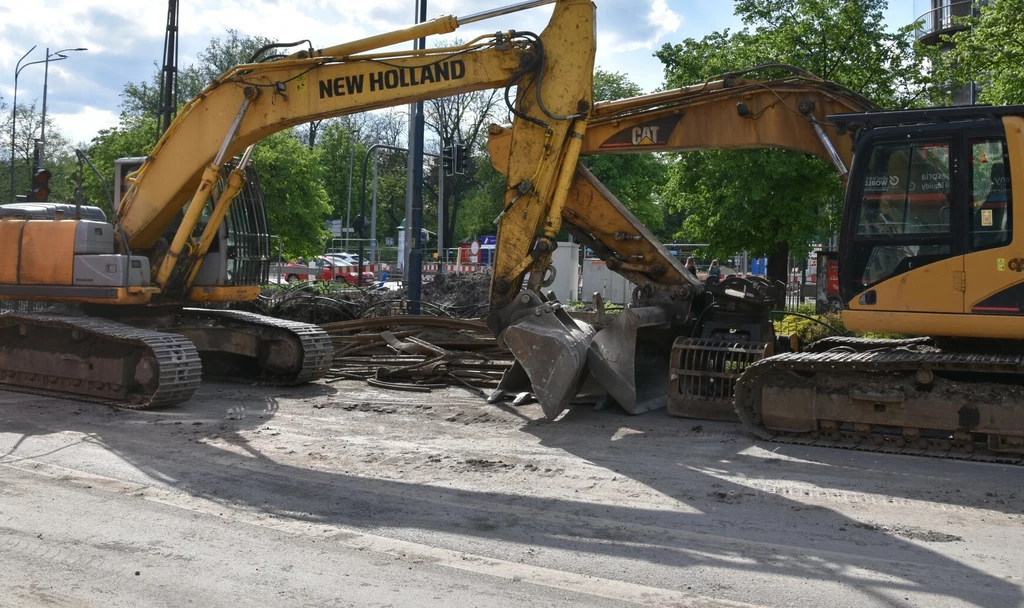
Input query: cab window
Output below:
<box><xmin>849</xmin><ymin>140</ymin><xmax>953</xmax><ymax>289</ymax></box>
<box><xmin>969</xmin><ymin>137</ymin><xmax>1012</xmax><ymax>250</ymax></box>
<box><xmin>856</xmin><ymin>141</ymin><xmax>951</xmax><ymax>236</ymax></box>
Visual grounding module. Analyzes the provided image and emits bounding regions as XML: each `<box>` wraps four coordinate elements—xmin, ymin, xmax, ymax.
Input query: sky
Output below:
<box><xmin>0</xmin><ymin>0</ymin><xmax>916</xmax><ymax>147</ymax></box>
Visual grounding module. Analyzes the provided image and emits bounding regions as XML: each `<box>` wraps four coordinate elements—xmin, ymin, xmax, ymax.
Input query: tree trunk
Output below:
<box><xmin>766</xmin><ymin>241</ymin><xmax>789</xmax><ymax>286</ymax></box>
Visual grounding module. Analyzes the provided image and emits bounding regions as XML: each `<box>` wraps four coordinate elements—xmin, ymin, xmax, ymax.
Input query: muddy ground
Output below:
<box><xmin>1</xmin><ymin>381</ymin><xmax>1023</xmax><ymax>607</ymax></box>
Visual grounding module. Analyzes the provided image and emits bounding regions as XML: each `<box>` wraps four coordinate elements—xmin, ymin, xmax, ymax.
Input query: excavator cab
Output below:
<box><xmin>113</xmin><ymin>158</ymin><xmax>270</xmax><ymax>291</ymax></box>
<box><xmin>832</xmin><ymin>106</ymin><xmax>1023</xmax><ymax>331</ymax></box>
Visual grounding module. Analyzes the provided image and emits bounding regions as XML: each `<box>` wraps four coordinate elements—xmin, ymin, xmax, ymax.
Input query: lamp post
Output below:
<box><xmin>39</xmin><ymin>47</ymin><xmax>88</xmax><ymax>169</ymax></box>
<box><xmin>11</xmin><ymin>45</ymin><xmax>38</xmax><ymax>199</ymax></box>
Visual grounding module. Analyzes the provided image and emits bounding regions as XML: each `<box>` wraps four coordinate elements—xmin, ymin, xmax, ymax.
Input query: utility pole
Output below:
<box><xmin>344</xmin><ymin>140</ymin><xmax>355</xmax><ymax>249</ymax></box>
<box><xmin>37</xmin><ymin>47</ymin><xmax>87</xmax><ymax>170</ymax></box>
<box><xmin>10</xmin><ymin>45</ymin><xmax>37</xmax><ymax>199</ymax></box>
<box><xmin>438</xmin><ymin>146</ymin><xmax>444</xmax><ymax>270</ymax></box>
<box><xmin>157</xmin><ymin>0</ymin><xmax>180</xmax><ymax>137</ymax></box>
<box><xmin>39</xmin><ymin>47</ymin><xmax>49</xmax><ymax>169</ymax></box>
<box><xmin>406</xmin><ymin>0</ymin><xmax>428</xmax><ymax>313</ymax></box>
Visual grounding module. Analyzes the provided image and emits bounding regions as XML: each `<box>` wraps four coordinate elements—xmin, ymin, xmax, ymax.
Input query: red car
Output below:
<box><xmin>315</xmin><ymin>256</ymin><xmax>375</xmax><ymax>286</ymax></box>
<box><xmin>282</xmin><ymin>256</ymin><xmax>374</xmax><ymax>285</ymax></box>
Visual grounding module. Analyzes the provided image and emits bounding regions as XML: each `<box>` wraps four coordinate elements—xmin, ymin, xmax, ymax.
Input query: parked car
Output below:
<box><xmin>316</xmin><ymin>256</ymin><xmax>375</xmax><ymax>286</ymax></box>
<box><xmin>281</xmin><ymin>259</ymin><xmax>318</xmax><ymax>283</ymax></box>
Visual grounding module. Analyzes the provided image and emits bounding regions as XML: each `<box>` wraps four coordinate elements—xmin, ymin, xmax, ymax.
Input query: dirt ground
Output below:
<box><xmin>1</xmin><ymin>380</ymin><xmax>1023</xmax><ymax>607</ymax></box>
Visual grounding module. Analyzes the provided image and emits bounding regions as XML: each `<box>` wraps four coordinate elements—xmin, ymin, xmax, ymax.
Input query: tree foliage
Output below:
<box><xmin>79</xmin><ymin>116</ymin><xmax>159</xmax><ymax>214</ymax></box>
<box><xmin>0</xmin><ymin>98</ymin><xmax>76</xmax><ymax>204</ymax></box>
<box><xmin>931</xmin><ymin>0</ymin><xmax>1024</xmax><ymax>105</ymax></box>
<box><xmin>424</xmin><ymin>39</ymin><xmax>507</xmax><ymax>249</ymax></box>
<box><xmin>254</xmin><ymin>131</ymin><xmax>332</xmax><ymax>257</ymax></box>
<box><xmin>121</xmin><ymin>29</ymin><xmax>277</xmax><ymax>120</ymax></box>
<box><xmin>654</xmin><ymin>0</ymin><xmax>931</xmax><ymax>280</ymax></box>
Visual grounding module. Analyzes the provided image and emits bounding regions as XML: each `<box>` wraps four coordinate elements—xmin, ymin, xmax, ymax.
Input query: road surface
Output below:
<box><xmin>1</xmin><ymin>381</ymin><xmax>1022</xmax><ymax>607</ymax></box>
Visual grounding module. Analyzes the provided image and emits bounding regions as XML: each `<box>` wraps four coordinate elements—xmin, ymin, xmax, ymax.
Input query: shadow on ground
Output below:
<box><xmin>0</xmin><ymin>381</ymin><xmax>1020</xmax><ymax>608</ymax></box>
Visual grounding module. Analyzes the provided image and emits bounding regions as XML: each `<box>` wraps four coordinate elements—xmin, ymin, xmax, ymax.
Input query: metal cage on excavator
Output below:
<box><xmin>114</xmin><ymin>156</ymin><xmax>271</xmax><ymax>290</ymax></box>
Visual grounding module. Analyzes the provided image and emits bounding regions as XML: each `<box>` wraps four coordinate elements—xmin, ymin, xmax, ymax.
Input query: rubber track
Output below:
<box><xmin>734</xmin><ymin>349</ymin><xmax>1024</xmax><ymax>465</ymax></box>
<box><xmin>801</xmin><ymin>336</ymin><xmax>934</xmax><ymax>353</ymax></box>
<box><xmin>179</xmin><ymin>308</ymin><xmax>333</xmax><ymax>385</ymax></box>
<box><xmin>0</xmin><ymin>312</ymin><xmax>202</xmax><ymax>409</ymax></box>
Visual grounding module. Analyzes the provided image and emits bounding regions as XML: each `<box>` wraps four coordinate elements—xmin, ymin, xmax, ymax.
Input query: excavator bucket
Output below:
<box><xmin>586</xmin><ymin>306</ymin><xmax>675</xmax><ymax>414</ymax></box>
<box><xmin>667</xmin><ymin>337</ymin><xmax>770</xmax><ymax>421</ymax></box>
<box><xmin>496</xmin><ymin>299</ymin><xmax>596</xmax><ymax>420</ymax></box>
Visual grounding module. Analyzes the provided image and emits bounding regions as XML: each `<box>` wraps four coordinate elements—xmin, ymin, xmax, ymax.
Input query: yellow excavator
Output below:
<box><xmin>0</xmin><ymin>0</ymin><xmax>597</xmax><ymax>407</ymax></box>
<box><xmin>484</xmin><ymin>63</ymin><xmax>1024</xmax><ymax>464</ymax></box>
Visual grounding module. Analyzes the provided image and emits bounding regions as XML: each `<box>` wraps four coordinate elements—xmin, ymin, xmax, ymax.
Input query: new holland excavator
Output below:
<box><xmin>0</xmin><ymin>0</ymin><xmax>598</xmax><ymax>407</ymax></box>
<box><xmin>484</xmin><ymin>63</ymin><xmax>1024</xmax><ymax>464</ymax></box>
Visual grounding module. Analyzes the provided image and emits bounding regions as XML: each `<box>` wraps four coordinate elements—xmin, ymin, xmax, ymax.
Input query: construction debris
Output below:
<box><xmin>220</xmin><ymin>272</ymin><xmax>493</xmax><ymax>324</ymax></box>
<box><xmin>320</xmin><ymin>316</ymin><xmax>512</xmax><ymax>394</ymax></box>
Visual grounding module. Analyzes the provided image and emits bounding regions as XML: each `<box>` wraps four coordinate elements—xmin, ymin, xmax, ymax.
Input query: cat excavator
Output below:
<box><xmin>484</xmin><ymin>63</ymin><xmax>1024</xmax><ymax>464</ymax></box>
<box><xmin>0</xmin><ymin>0</ymin><xmax>597</xmax><ymax>407</ymax></box>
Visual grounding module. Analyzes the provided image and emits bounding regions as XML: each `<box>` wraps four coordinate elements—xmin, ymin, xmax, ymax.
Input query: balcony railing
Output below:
<box><xmin>913</xmin><ymin>0</ymin><xmax>981</xmax><ymax>44</ymax></box>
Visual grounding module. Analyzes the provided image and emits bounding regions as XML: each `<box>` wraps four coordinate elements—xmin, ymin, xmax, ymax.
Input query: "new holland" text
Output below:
<box><xmin>319</xmin><ymin>60</ymin><xmax>466</xmax><ymax>99</ymax></box>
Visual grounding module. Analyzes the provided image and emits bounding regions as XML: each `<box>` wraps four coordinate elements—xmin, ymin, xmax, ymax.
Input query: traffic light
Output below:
<box><xmin>353</xmin><ymin>214</ymin><xmax>366</xmax><ymax>236</ymax></box>
<box><xmin>442</xmin><ymin>145</ymin><xmax>454</xmax><ymax>177</ymax></box>
<box><xmin>28</xmin><ymin>168</ymin><xmax>51</xmax><ymax>202</ymax></box>
<box><xmin>454</xmin><ymin>143</ymin><xmax>468</xmax><ymax>175</ymax></box>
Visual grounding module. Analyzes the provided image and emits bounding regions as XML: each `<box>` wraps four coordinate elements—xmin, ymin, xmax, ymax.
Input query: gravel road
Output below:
<box><xmin>1</xmin><ymin>381</ymin><xmax>1022</xmax><ymax>607</ymax></box>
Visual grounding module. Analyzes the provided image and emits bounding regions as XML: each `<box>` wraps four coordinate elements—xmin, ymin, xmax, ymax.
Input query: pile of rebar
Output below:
<box><xmin>320</xmin><ymin>316</ymin><xmax>513</xmax><ymax>394</ymax></box>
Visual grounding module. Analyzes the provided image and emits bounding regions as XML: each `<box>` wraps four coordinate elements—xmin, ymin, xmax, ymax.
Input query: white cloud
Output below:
<box><xmin>1</xmin><ymin>0</ymin><xmax>689</xmax><ymax>144</ymax></box>
<box><xmin>50</xmin><ymin>106</ymin><xmax>119</xmax><ymax>146</ymax></box>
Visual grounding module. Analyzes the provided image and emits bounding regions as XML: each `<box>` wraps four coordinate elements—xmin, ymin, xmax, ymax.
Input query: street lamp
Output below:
<box><xmin>11</xmin><ymin>45</ymin><xmax>39</xmax><ymax>199</ymax></box>
<box><xmin>39</xmin><ymin>47</ymin><xmax>88</xmax><ymax>169</ymax></box>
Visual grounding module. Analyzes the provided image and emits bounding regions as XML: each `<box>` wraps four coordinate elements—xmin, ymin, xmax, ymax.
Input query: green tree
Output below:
<box><xmin>253</xmin><ymin>130</ymin><xmax>332</xmax><ymax>258</ymax></box>
<box><xmin>583</xmin><ymin>69</ymin><xmax>668</xmax><ymax>235</ymax></box>
<box><xmin>931</xmin><ymin>0</ymin><xmax>1024</xmax><ymax>105</ymax></box>
<box><xmin>1</xmin><ymin>99</ymin><xmax>75</xmax><ymax>203</ymax></box>
<box><xmin>121</xmin><ymin>29</ymin><xmax>277</xmax><ymax>120</ymax></box>
<box><xmin>655</xmin><ymin>0</ymin><xmax>930</xmax><ymax>282</ymax></box>
<box><xmin>80</xmin><ymin>116</ymin><xmax>159</xmax><ymax>214</ymax></box>
<box><xmin>317</xmin><ymin>120</ymin><xmax>366</xmax><ymax>222</ymax></box>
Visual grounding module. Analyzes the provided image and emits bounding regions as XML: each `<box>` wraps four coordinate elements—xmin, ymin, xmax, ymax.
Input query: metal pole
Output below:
<box><xmin>11</xmin><ymin>46</ymin><xmax>36</xmax><ymax>199</ymax></box>
<box><xmin>458</xmin><ymin>0</ymin><xmax>555</xmax><ymax>24</ymax></box>
<box><xmin>371</xmin><ymin>156</ymin><xmax>379</xmax><ymax>268</ymax></box>
<box><xmin>36</xmin><ymin>47</ymin><xmax>86</xmax><ymax>170</ymax></box>
<box><xmin>344</xmin><ymin>137</ymin><xmax>355</xmax><ymax>249</ymax></box>
<box><xmin>407</xmin><ymin>0</ymin><xmax>428</xmax><ymax>314</ymax></box>
<box><xmin>39</xmin><ymin>47</ymin><xmax>49</xmax><ymax>168</ymax></box>
<box><xmin>438</xmin><ymin>147</ymin><xmax>444</xmax><ymax>271</ymax></box>
<box><xmin>359</xmin><ymin>143</ymin><xmax>408</xmax><ymax>280</ymax></box>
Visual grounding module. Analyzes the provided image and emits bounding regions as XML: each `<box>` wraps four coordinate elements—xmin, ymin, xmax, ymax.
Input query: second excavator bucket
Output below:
<box><xmin>667</xmin><ymin>337</ymin><xmax>771</xmax><ymax>421</ymax></box>
<box><xmin>586</xmin><ymin>306</ymin><xmax>675</xmax><ymax>414</ymax></box>
<box><xmin>493</xmin><ymin>292</ymin><xmax>596</xmax><ymax>420</ymax></box>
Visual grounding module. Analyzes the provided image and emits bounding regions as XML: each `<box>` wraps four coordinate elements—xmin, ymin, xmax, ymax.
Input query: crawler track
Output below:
<box><xmin>734</xmin><ymin>344</ymin><xmax>1024</xmax><ymax>465</ymax></box>
<box><xmin>0</xmin><ymin>312</ymin><xmax>202</xmax><ymax>409</ymax></box>
<box><xmin>174</xmin><ymin>308</ymin><xmax>333</xmax><ymax>385</ymax></box>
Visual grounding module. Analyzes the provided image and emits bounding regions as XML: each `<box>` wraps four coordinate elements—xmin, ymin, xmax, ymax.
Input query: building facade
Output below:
<box><xmin>914</xmin><ymin>0</ymin><xmax>991</xmax><ymax>105</ymax></box>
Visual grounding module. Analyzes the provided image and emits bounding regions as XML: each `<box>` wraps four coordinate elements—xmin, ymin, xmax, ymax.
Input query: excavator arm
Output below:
<box><xmin>114</xmin><ymin>0</ymin><xmax>595</xmax><ymax>299</ymax></box>
<box><xmin>488</xmin><ymin>64</ymin><xmax>878</xmax><ymax>294</ymax></box>
<box><xmin>0</xmin><ymin>0</ymin><xmax>595</xmax><ymax>409</ymax></box>
<box><xmin>484</xmin><ymin>64</ymin><xmax>879</xmax><ymax>418</ymax></box>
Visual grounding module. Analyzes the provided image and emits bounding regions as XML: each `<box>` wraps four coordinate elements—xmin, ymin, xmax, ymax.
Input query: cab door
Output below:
<box><xmin>842</xmin><ymin>130</ymin><xmax>965</xmax><ymax>314</ymax></box>
<box><xmin>962</xmin><ymin>122</ymin><xmax>1020</xmax><ymax>314</ymax></box>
